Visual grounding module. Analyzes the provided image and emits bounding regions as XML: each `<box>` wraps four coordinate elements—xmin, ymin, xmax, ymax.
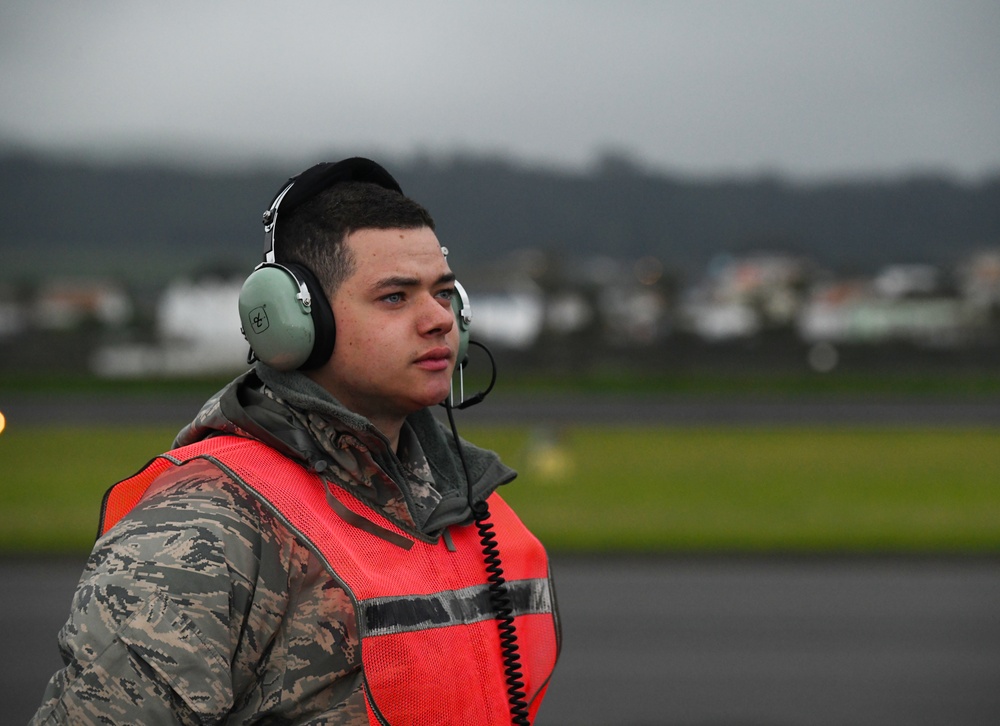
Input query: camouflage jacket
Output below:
<box><xmin>31</xmin><ymin>365</ymin><xmax>519</xmax><ymax>725</ymax></box>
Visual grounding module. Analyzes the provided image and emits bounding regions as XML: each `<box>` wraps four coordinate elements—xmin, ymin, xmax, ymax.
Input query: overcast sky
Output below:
<box><xmin>1</xmin><ymin>1</ymin><xmax>997</xmax><ymax>180</ymax></box>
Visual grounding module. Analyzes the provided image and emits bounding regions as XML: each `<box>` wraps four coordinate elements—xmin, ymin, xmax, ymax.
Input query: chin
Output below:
<box><xmin>412</xmin><ymin>384</ymin><xmax>454</xmax><ymax>410</ymax></box>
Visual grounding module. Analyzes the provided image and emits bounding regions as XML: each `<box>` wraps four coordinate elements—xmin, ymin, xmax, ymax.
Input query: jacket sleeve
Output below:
<box><xmin>30</xmin><ymin>459</ymin><xmax>269</xmax><ymax>725</ymax></box>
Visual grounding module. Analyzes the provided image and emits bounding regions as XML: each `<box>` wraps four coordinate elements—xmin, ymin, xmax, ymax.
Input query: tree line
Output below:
<box><xmin>3</xmin><ymin>151</ymin><xmax>998</xmax><ymax>287</ymax></box>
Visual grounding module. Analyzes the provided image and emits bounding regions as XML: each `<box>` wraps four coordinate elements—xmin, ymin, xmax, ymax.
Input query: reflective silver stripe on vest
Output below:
<box><xmin>359</xmin><ymin>578</ymin><xmax>552</xmax><ymax>637</ymax></box>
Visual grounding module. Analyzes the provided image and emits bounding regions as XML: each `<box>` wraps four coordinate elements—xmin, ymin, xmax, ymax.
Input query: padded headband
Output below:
<box><xmin>262</xmin><ymin>157</ymin><xmax>404</xmax><ymax>261</ymax></box>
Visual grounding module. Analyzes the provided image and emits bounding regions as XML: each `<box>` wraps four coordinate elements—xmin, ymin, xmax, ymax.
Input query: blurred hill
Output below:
<box><xmin>2</xmin><ymin>151</ymin><xmax>999</xmax><ymax>286</ymax></box>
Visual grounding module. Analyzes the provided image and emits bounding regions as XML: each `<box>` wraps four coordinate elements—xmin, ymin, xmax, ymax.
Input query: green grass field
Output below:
<box><xmin>1</xmin><ymin>423</ymin><xmax>998</xmax><ymax>554</ymax></box>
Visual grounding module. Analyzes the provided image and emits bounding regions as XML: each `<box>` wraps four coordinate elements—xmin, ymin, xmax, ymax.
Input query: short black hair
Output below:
<box><xmin>276</xmin><ymin>182</ymin><xmax>436</xmax><ymax>295</ymax></box>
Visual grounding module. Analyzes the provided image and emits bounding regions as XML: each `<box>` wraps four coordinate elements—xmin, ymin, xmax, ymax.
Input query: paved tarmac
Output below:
<box><xmin>7</xmin><ymin>555</ymin><xmax>1000</xmax><ymax>726</ymax></box>
<box><xmin>5</xmin><ymin>390</ymin><xmax>1000</xmax><ymax>428</ymax></box>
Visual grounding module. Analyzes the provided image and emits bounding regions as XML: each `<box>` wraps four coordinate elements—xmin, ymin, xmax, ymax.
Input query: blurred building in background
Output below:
<box><xmin>2</xmin><ymin>246</ymin><xmax>999</xmax><ymax>379</ymax></box>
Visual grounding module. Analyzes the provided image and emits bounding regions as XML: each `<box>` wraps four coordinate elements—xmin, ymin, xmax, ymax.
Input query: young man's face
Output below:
<box><xmin>309</xmin><ymin>225</ymin><xmax>459</xmax><ymax>429</ymax></box>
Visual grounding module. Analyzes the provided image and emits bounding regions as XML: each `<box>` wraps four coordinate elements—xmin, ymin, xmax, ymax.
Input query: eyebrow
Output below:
<box><xmin>372</xmin><ymin>272</ymin><xmax>456</xmax><ymax>291</ymax></box>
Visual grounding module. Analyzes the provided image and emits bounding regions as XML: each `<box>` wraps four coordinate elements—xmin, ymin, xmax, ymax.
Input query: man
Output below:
<box><xmin>31</xmin><ymin>158</ymin><xmax>560</xmax><ymax>725</ymax></box>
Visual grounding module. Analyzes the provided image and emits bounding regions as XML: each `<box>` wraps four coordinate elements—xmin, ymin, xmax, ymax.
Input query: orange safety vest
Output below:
<box><xmin>100</xmin><ymin>435</ymin><xmax>560</xmax><ymax>725</ymax></box>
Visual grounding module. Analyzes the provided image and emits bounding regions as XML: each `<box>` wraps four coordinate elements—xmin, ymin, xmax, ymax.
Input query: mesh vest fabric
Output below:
<box><xmin>100</xmin><ymin>435</ymin><xmax>559</xmax><ymax>725</ymax></box>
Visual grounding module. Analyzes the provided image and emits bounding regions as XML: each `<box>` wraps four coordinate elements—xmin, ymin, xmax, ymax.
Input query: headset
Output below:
<box><xmin>238</xmin><ymin>157</ymin><xmax>471</xmax><ymax>373</ymax></box>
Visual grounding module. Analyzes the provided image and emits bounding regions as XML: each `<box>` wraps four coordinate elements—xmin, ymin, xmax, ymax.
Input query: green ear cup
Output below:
<box><xmin>239</xmin><ymin>265</ymin><xmax>316</xmax><ymax>371</ymax></box>
<box><xmin>452</xmin><ymin>280</ymin><xmax>472</xmax><ymax>366</ymax></box>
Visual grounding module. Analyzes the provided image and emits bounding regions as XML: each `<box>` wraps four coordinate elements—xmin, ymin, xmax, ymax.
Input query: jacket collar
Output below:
<box><xmin>173</xmin><ymin>365</ymin><xmax>516</xmax><ymax>536</ymax></box>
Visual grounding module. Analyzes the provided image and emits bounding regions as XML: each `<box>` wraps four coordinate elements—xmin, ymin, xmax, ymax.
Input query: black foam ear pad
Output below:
<box><xmin>286</xmin><ymin>262</ymin><xmax>336</xmax><ymax>370</ymax></box>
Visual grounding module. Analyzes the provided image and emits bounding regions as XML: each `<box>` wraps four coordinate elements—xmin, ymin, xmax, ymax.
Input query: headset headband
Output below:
<box><xmin>261</xmin><ymin>157</ymin><xmax>404</xmax><ymax>262</ymax></box>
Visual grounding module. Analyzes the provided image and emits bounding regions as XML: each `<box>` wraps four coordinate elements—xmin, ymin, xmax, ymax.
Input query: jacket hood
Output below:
<box><xmin>173</xmin><ymin>365</ymin><xmax>516</xmax><ymax>538</ymax></box>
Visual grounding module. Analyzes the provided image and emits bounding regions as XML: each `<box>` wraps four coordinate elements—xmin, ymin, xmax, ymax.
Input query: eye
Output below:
<box><xmin>382</xmin><ymin>292</ymin><xmax>405</xmax><ymax>304</ymax></box>
<box><xmin>436</xmin><ymin>287</ymin><xmax>454</xmax><ymax>302</ymax></box>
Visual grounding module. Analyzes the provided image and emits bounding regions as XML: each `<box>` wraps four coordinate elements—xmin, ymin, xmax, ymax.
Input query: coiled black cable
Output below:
<box><xmin>471</xmin><ymin>499</ymin><xmax>531</xmax><ymax>725</ymax></box>
<box><xmin>445</xmin><ymin>397</ymin><xmax>532</xmax><ymax>725</ymax></box>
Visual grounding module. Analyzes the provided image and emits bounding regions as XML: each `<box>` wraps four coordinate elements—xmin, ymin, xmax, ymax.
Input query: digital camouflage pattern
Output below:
<box><xmin>31</xmin><ymin>366</ymin><xmax>519</xmax><ymax>724</ymax></box>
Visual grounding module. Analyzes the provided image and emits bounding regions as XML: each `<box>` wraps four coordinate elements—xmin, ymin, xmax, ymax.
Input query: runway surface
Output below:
<box><xmin>7</xmin><ymin>555</ymin><xmax>1000</xmax><ymax>726</ymax></box>
<box><xmin>4</xmin><ymin>390</ymin><xmax>1000</xmax><ymax>428</ymax></box>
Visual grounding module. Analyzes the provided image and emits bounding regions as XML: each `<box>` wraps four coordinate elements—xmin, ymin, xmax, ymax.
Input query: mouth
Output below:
<box><xmin>414</xmin><ymin>347</ymin><xmax>453</xmax><ymax>372</ymax></box>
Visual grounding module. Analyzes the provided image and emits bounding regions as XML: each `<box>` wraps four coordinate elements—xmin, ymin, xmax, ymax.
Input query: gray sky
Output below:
<box><xmin>1</xmin><ymin>1</ymin><xmax>998</xmax><ymax>179</ymax></box>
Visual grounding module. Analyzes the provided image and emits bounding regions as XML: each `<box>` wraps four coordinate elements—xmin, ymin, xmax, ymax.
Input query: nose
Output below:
<box><xmin>420</xmin><ymin>294</ymin><xmax>455</xmax><ymax>337</ymax></box>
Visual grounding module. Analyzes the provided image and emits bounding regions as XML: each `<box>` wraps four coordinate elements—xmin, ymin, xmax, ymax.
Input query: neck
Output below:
<box><xmin>370</xmin><ymin>417</ymin><xmax>403</xmax><ymax>453</ymax></box>
<box><xmin>302</xmin><ymin>369</ymin><xmax>409</xmax><ymax>452</ymax></box>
